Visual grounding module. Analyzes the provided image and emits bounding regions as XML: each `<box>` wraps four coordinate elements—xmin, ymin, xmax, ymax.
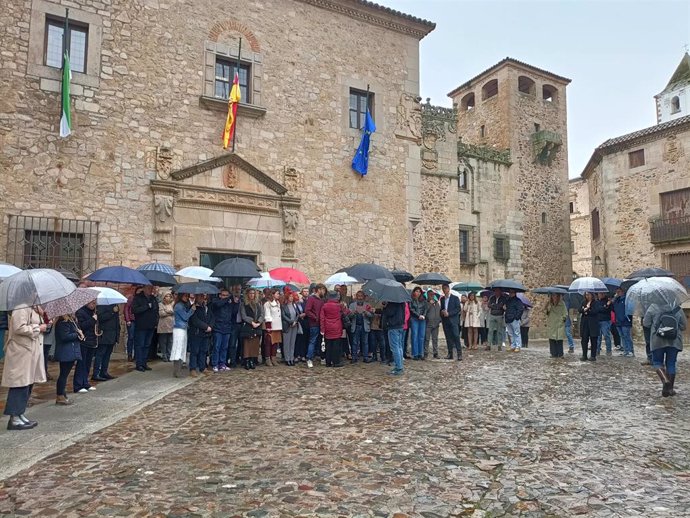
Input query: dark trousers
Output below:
<box><xmin>57</xmin><ymin>361</ymin><xmax>75</xmax><ymax>396</ymax></box>
<box><xmin>93</xmin><ymin>342</ymin><xmax>115</xmax><ymax>377</ymax></box>
<box><xmin>520</xmin><ymin>326</ymin><xmax>530</xmax><ymax>349</ymax></box>
<box><xmin>643</xmin><ymin>325</ymin><xmax>652</xmax><ymax>361</ymax></box>
<box><xmin>369</xmin><ymin>330</ymin><xmax>385</xmax><ymax>361</ymax></box>
<box><xmin>134</xmin><ymin>328</ymin><xmax>154</xmax><ymax>370</ymax></box>
<box><xmin>4</xmin><ymin>385</ymin><xmax>32</xmax><ymax>416</ymax></box>
<box><xmin>549</xmin><ymin>339</ymin><xmax>564</xmax><ymax>357</ymax></box>
<box><xmin>325</xmin><ymin>338</ymin><xmax>342</xmax><ymax>366</ymax></box>
<box><xmin>295</xmin><ymin>328</ymin><xmax>308</xmax><ymax>358</ymax></box>
<box><xmin>126</xmin><ymin>322</ymin><xmax>135</xmax><ymax>356</ymax></box>
<box><xmin>351</xmin><ymin>325</ymin><xmax>368</xmax><ymax>360</ymax></box>
<box><xmin>442</xmin><ymin>319</ymin><xmax>461</xmax><ymax>357</ymax></box>
<box><xmin>157</xmin><ymin>332</ymin><xmax>173</xmax><ymax>360</ymax></box>
<box><xmin>189</xmin><ymin>333</ymin><xmax>210</xmax><ymax>372</ymax></box>
<box><xmin>43</xmin><ymin>342</ymin><xmax>52</xmax><ymax>375</ymax></box>
<box><xmin>228</xmin><ymin>324</ymin><xmax>242</xmax><ymax>366</ymax></box>
<box><xmin>611</xmin><ymin>324</ymin><xmax>620</xmax><ymax>347</ymax></box>
<box><xmin>74</xmin><ymin>345</ymin><xmax>96</xmax><ymax>391</ymax></box>
<box><xmin>461</xmin><ymin>326</ymin><xmax>469</xmax><ymax>348</ymax></box>
<box><xmin>479</xmin><ymin>326</ymin><xmax>488</xmax><ymax>344</ymax></box>
<box><xmin>581</xmin><ymin>330</ymin><xmax>597</xmax><ymax>359</ymax></box>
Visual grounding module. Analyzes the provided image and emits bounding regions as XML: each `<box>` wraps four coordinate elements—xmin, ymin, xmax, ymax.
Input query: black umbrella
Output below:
<box><xmin>391</xmin><ymin>269</ymin><xmax>414</xmax><ymax>283</ymax></box>
<box><xmin>532</xmin><ymin>286</ymin><xmax>569</xmax><ymax>295</ymax></box>
<box><xmin>487</xmin><ymin>279</ymin><xmax>527</xmax><ymax>292</ymax></box>
<box><xmin>212</xmin><ymin>258</ymin><xmax>261</xmax><ymax>281</ymax></box>
<box><xmin>627</xmin><ymin>267</ymin><xmax>674</xmax><ymax>279</ymax></box>
<box><xmin>175</xmin><ymin>282</ymin><xmax>220</xmax><ymax>295</ymax></box>
<box><xmin>362</xmin><ymin>278</ymin><xmax>411</xmax><ymax>303</ymax></box>
<box><xmin>141</xmin><ymin>270</ymin><xmax>176</xmax><ymax>287</ymax></box>
<box><xmin>338</xmin><ymin>263</ymin><xmax>394</xmax><ymax>282</ymax></box>
<box><xmin>411</xmin><ymin>272</ymin><xmax>451</xmax><ymax>285</ymax></box>
<box><xmin>620</xmin><ymin>278</ymin><xmax>640</xmax><ymax>292</ymax></box>
<box><xmin>55</xmin><ymin>268</ymin><xmax>80</xmax><ymax>283</ymax></box>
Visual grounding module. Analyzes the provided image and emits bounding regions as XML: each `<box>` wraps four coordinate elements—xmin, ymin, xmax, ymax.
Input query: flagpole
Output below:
<box><xmin>231</xmin><ymin>37</ymin><xmax>242</xmax><ymax>154</ymax></box>
<box><xmin>61</xmin><ymin>9</ymin><xmax>69</xmax><ymax>124</ymax></box>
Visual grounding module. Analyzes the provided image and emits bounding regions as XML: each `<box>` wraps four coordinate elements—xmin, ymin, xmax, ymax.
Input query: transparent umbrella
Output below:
<box><xmin>0</xmin><ymin>269</ymin><xmax>76</xmax><ymax>311</ymax></box>
<box><xmin>569</xmin><ymin>277</ymin><xmax>608</xmax><ymax>295</ymax></box>
<box><xmin>625</xmin><ymin>277</ymin><xmax>688</xmax><ymax>316</ymax></box>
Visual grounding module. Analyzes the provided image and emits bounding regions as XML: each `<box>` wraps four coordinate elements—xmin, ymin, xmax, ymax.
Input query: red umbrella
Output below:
<box><xmin>269</xmin><ymin>267</ymin><xmax>310</xmax><ymax>285</ymax></box>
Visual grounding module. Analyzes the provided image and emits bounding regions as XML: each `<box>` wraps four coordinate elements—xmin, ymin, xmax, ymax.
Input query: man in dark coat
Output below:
<box><xmin>132</xmin><ymin>286</ymin><xmax>159</xmax><ymax>372</ymax></box>
<box><xmin>189</xmin><ymin>294</ymin><xmax>215</xmax><ymax>375</ymax></box>
<box><xmin>440</xmin><ymin>284</ymin><xmax>462</xmax><ymax>361</ymax></box>
<box><xmin>92</xmin><ymin>304</ymin><xmax>121</xmax><ymax>381</ymax></box>
<box><xmin>210</xmin><ymin>288</ymin><xmax>234</xmax><ymax>369</ymax></box>
<box><xmin>75</xmin><ymin>302</ymin><xmax>99</xmax><ymax>392</ymax></box>
<box><xmin>504</xmin><ymin>290</ymin><xmax>525</xmax><ymax>352</ymax></box>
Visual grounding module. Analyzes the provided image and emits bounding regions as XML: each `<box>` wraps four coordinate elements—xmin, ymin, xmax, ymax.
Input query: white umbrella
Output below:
<box><xmin>569</xmin><ymin>277</ymin><xmax>608</xmax><ymax>295</ymax></box>
<box><xmin>325</xmin><ymin>272</ymin><xmax>359</xmax><ymax>286</ymax></box>
<box><xmin>0</xmin><ymin>263</ymin><xmax>22</xmax><ymax>281</ymax></box>
<box><xmin>625</xmin><ymin>277</ymin><xmax>688</xmax><ymax>316</ymax></box>
<box><xmin>91</xmin><ymin>287</ymin><xmax>127</xmax><ymax>305</ymax></box>
<box><xmin>176</xmin><ymin>266</ymin><xmax>221</xmax><ymax>283</ymax></box>
<box><xmin>0</xmin><ymin>269</ymin><xmax>76</xmax><ymax>311</ymax></box>
<box><xmin>247</xmin><ymin>272</ymin><xmax>286</xmax><ymax>289</ymax></box>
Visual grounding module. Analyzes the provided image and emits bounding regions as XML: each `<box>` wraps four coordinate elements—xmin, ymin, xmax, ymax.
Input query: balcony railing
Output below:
<box><xmin>650</xmin><ymin>215</ymin><xmax>690</xmax><ymax>244</ymax></box>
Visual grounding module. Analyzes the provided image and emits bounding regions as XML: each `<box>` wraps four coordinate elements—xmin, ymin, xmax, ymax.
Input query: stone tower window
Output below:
<box><xmin>518</xmin><ymin>76</ymin><xmax>536</xmax><ymax>96</ymax></box>
<box><xmin>482</xmin><ymin>79</ymin><xmax>498</xmax><ymax>101</ymax></box>
<box><xmin>542</xmin><ymin>84</ymin><xmax>557</xmax><ymax>102</ymax></box>
<box><xmin>480</xmin><ymin>125</ymin><xmax>486</xmax><ymax>138</ymax></box>
<box><xmin>569</xmin><ymin>201</ymin><xmax>574</xmax><ymax>214</ymax></box>
<box><xmin>461</xmin><ymin>92</ymin><xmax>475</xmax><ymax>111</ymax></box>
<box><xmin>591</xmin><ymin>209</ymin><xmax>600</xmax><ymax>240</ymax></box>
<box><xmin>349</xmin><ymin>88</ymin><xmax>374</xmax><ymax>129</ymax></box>
<box><xmin>671</xmin><ymin>96</ymin><xmax>681</xmax><ymax>114</ymax></box>
<box><xmin>541</xmin><ymin>212</ymin><xmax>547</xmax><ymax>224</ymax></box>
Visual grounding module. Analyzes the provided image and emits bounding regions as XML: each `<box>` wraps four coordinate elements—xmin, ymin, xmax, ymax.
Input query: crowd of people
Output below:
<box><xmin>0</xmin><ymin>276</ymin><xmax>685</xmax><ymax>431</ymax></box>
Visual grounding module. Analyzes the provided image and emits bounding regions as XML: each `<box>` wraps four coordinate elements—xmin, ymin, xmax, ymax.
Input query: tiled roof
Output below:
<box><xmin>447</xmin><ymin>57</ymin><xmax>571</xmax><ymax>97</ymax></box>
<box><xmin>581</xmin><ymin>114</ymin><xmax>690</xmax><ymax>178</ymax></box>
<box><xmin>354</xmin><ymin>0</ymin><xmax>435</xmax><ymax>28</ymax></box>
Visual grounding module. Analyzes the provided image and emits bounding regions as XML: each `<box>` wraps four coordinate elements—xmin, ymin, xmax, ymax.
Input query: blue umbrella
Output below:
<box><xmin>137</xmin><ymin>262</ymin><xmax>176</xmax><ymax>276</ymax></box>
<box><xmin>141</xmin><ymin>270</ymin><xmax>176</xmax><ymax>287</ymax></box>
<box><xmin>87</xmin><ymin>266</ymin><xmax>151</xmax><ymax>285</ymax></box>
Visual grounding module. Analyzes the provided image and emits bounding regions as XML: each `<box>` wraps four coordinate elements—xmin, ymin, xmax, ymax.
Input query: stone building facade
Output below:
<box><xmin>0</xmin><ymin>0</ymin><xmax>433</xmax><ymax>279</ymax></box>
<box><xmin>582</xmin><ymin>115</ymin><xmax>690</xmax><ymax>281</ymax></box>
<box><xmin>415</xmin><ymin>59</ymin><xmax>573</xmax><ymax>290</ymax></box>
<box><xmin>569</xmin><ymin>178</ymin><xmax>592</xmax><ymax>278</ymax></box>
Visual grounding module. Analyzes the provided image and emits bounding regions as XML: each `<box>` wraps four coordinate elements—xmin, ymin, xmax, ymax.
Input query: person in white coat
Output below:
<box><xmin>2</xmin><ymin>307</ymin><xmax>47</xmax><ymax>430</ymax></box>
<box><xmin>263</xmin><ymin>289</ymin><xmax>283</xmax><ymax>366</ymax></box>
<box><xmin>463</xmin><ymin>292</ymin><xmax>481</xmax><ymax>350</ymax></box>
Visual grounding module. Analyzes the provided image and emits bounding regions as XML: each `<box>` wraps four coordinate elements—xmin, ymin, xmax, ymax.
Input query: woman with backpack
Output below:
<box><xmin>643</xmin><ymin>303</ymin><xmax>687</xmax><ymax>397</ymax></box>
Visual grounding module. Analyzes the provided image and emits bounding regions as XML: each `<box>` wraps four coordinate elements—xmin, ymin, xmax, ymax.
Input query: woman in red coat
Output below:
<box><xmin>320</xmin><ymin>291</ymin><xmax>345</xmax><ymax>368</ymax></box>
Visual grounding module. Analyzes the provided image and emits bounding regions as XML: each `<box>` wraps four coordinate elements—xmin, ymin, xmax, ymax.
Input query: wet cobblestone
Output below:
<box><xmin>0</xmin><ymin>344</ymin><xmax>688</xmax><ymax>517</ymax></box>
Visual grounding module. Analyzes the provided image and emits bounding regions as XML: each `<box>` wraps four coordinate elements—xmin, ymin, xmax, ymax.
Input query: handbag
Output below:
<box><xmin>321</xmin><ymin>335</ymin><xmax>326</xmax><ymax>353</ymax></box>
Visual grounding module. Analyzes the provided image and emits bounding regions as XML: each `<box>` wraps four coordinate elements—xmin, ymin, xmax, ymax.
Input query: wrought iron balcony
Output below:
<box><xmin>650</xmin><ymin>215</ymin><xmax>690</xmax><ymax>244</ymax></box>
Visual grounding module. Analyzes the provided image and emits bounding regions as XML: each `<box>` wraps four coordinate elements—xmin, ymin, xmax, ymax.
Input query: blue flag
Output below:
<box><xmin>351</xmin><ymin>110</ymin><xmax>376</xmax><ymax>176</ymax></box>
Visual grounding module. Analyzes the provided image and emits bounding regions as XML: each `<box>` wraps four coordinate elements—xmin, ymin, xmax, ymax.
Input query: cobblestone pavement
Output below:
<box><xmin>1</xmin><ymin>343</ymin><xmax>689</xmax><ymax>517</ymax></box>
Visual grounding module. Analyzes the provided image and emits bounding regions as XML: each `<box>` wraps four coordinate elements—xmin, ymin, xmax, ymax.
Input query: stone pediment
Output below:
<box><xmin>170</xmin><ymin>153</ymin><xmax>288</xmax><ymax>196</ymax></box>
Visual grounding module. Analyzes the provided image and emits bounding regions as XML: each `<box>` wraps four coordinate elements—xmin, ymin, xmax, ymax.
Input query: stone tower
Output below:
<box><xmin>655</xmin><ymin>52</ymin><xmax>690</xmax><ymax>123</ymax></box>
<box><xmin>447</xmin><ymin>58</ymin><xmax>572</xmax><ymax>289</ymax></box>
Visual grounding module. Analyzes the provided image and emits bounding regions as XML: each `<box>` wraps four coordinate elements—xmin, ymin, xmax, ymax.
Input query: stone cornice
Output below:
<box><xmin>295</xmin><ymin>0</ymin><xmax>435</xmax><ymax>39</ymax></box>
<box><xmin>170</xmin><ymin>153</ymin><xmax>288</xmax><ymax>195</ymax></box>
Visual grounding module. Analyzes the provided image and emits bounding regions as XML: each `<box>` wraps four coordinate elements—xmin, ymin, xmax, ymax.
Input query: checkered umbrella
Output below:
<box><xmin>137</xmin><ymin>262</ymin><xmax>176</xmax><ymax>276</ymax></box>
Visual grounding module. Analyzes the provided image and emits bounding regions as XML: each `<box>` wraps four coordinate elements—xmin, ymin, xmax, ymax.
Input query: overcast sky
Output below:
<box><xmin>378</xmin><ymin>0</ymin><xmax>690</xmax><ymax>177</ymax></box>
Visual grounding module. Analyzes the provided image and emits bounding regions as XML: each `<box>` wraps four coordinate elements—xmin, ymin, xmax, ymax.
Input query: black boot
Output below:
<box><xmin>249</xmin><ymin>358</ymin><xmax>256</xmax><ymax>370</ymax></box>
<box><xmin>669</xmin><ymin>374</ymin><xmax>676</xmax><ymax>396</ymax></box>
<box><xmin>445</xmin><ymin>352</ymin><xmax>453</xmax><ymax>360</ymax></box>
<box><xmin>7</xmin><ymin>416</ymin><xmax>33</xmax><ymax>431</ymax></box>
<box><xmin>656</xmin><ymin>368</ymin><xmax>671</xmax><ymax>397</ymax></box>
<box><xmin>244</xmin><ymin>359</ymin><xmax>250</xmax><ymax>370</ymax></box>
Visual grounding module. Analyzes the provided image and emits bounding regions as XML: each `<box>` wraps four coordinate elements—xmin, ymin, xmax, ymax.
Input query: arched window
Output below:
<box><xmin>482</xmin><ymin>79</ymin><xmax>498</xmax><ymax>101</ymax></box>
<box><xmin>542</xmin><ymin>84</ymin><xmax>557</xmax><ymax>102</ymax></box>
<box><xmin>671</xmin><ymin>96</ymin><xmax>681</xmax><ymax>114</ymax></box>
<box><xmin>461</xmin><ymin>92</ymin><xmax>475</xmax><ymax>111</ymax></box>
<box><xmin>518</xmin><ymin>75</ymin><xmax>536</xmax><ymax>96</ymax></box>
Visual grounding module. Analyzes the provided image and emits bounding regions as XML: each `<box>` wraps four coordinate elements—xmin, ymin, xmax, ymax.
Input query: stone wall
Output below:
<box><xmin>0</xmin><ymin>0</ymin><xmax>430</xmax><ymax>279</ymax></box>
<box><xmin>569</xmin><ymin>178</ymin><xmax>592</xmax><ymax>277</ymax></box>
<box><xmin>588</xmin><ymin>127</ymin><xmax>690</xmax><ymax>279</ymax></box>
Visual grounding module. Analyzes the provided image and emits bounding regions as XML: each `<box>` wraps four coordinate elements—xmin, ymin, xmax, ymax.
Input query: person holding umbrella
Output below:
<box><xmin>263</xmin><ymin>288</ymin><xmax>283</xmax><ymax>367</ymax></box>
<box><xmin>596</xmin><ymin>292</ymin><xmax>614</xmax><ymax>356</ymax></box>
<box><xmin>440</xmin><ymin>283</ymin><xmax>462</xmax><ymax>361</ymax></box>
<box><xmin>643</xmin><ymin>303</ymin><xmax>686</xmax><ymax>396</ymax></box>
<box><xmin>170</xmin><ymin>293</ymin><xmax>195</xmax><ymax>377</ymax></box>
<box><xmin>382</xmin><ymin>299</ymin><xmax>406</xmax><ymax>375</ymax></box>
<box><xmin>92</xmin><ymin>303</ymin><xmax>120</xmax><ymax>382</ymax></box>
<box><xmin>579</xmin><ymin>292</ymin><xmax>603</xmax><ymax>361</ymax></box>
<box><xmin>75</xmin><ymin>301</ymin><xmax>99</xmax><ymax>392</ymax></box>
<box><xmin>504</xmin><ymin>290</ymin><xmax>525</xmax><ymax>352</ymax></box>
<box><xmin>545</xmin><ymin>293</ymin><xmax>567</xmax><ymax>358</ymax></box>
<box><xmin>463</xmin><ymin>292</ymin><xmax>481</xmax><ymax>350</ymax></box>
<box><xmin>53</xmin><ymin>313</ymin><xmax>84</xmax><ymax>405</ymax></box>
<box><xmin>612</xmin><ymin>287</ymin><xmax>634</xmax><ymax>357</ymax></box>
<box><xmin>157</xmin><ymin>292</ymin><xmax>174</xmax><ymax>362</ymax></box>
<box><xmin>320</xmin><ymin>291</ymin><xmax>346</xmax><ymax>368</ymax></box>
<box><xmin>2</xmin><ymin>306</ymin><xmax>46</xmax><ymax>430</ymax></box>
<box><xmin>424</xmin><ymin>289</ymin><xmax>442</xmax><ymax>359</ymax></box>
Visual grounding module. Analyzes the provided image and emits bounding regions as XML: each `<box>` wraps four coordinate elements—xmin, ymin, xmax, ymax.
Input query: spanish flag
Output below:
<box><xmin>222</xmin><ymin>72</ymin><xmax>241</xmax><ymax>149</ymax></box>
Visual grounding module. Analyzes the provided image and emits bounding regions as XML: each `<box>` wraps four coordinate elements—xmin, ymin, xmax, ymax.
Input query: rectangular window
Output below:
<box><xmin>628</xmin><ymin>149</ymin><xmax>645</xmax><ymax>168</ymax></box>
<box><xmin>534</xmin><ymin>123</ymin><xmax>540</xmax><ymax>132</ymax></box>
<box><xmin>45</xmin><ymin>17</ymin><xmax>88</xmax><ymax>74</ymax></box>
<box><xmin>591</xmin><ymin>208</ymin><xmax>601</xmax><ymax>240</ymax></box>
<box><xmin>459</xmin><ymin>226</ymin><xmax>478</xmax><ymax>264</ymax></box>
<box><xmin>214</xmin><ymin>58</ymin><xmax>250</xmax><ymax>102</ymax></box>
<box><xmin>458</xmin><ymin>170</ymin><xmax>468</xmax><ymax>191</ymax></box>
<box><xmin>349</xmin><ymin>89</ymin><xmax>374</xmax><ymax>129</ymax></box>
<box><xmin>571</xmin><ymin>241</ymin><xmax>576</xmax><ymax>254</ymax></box>
<box><xmin>569</xmin><ymin>201</ymin><xmax>574</xmax><ymax>214</ymax></box>
<box><xmin>480</xmin><ymin>125</ymin><xmax>486</xmax><ymax>138</ymax></box>
<box><xmin>494</xmin><ymin>235</ymin><xmax>509</xmax><ymax>261</ymax></box>
<box><xmin>660</xmin><ymin>187</ymin><xmax>690</xmax><ymax>220</ymax></box>
<box><xmin>666</xmin><ymin>251</ymin><xmax>690</xmax><ymax>281</ymax></box>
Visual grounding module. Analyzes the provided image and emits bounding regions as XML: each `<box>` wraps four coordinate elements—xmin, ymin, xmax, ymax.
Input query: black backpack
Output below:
<box><xmin>656</xmin><ymin>308</ymin><xmax>681</xmax><ymax>340</ymax></box>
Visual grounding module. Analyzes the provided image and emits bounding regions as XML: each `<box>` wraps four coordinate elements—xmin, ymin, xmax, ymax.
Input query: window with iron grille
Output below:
<box><xmin>591</xmin><ymin>208</ymin><xmax>600</xmax><ymax>240</ymax></box>
<box><xmin>666</xmin><ymin>252</ymin><xmax>690</xmax><ymax>286</ymax></box>
<box><xmin>349</xmin><ymin>88</ymin><xmax>374</xmax><ymax>129</ymax></box>
<box><xmin>6</xmin><ymin>216</ymin><xmax>98</xmax><ymax>277</ymax></box>
<box><xmin>45</xmin><ymin>17</ymin><xmax>88</xmax><ymax>74</ymax></box>
<box><xmin>214</xmin><ymin>59</ymin><xmax>250</xmax><ymax>103</ymax></box>
<box><xmin>459</xmin><ymin>226</ymin><xmax>478</xmax><ymax>264</ymax></box>
<box><xmin>494</xmin><ymin>234</ymin><xmax>509</xmax><ymax>261</ymax></box>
